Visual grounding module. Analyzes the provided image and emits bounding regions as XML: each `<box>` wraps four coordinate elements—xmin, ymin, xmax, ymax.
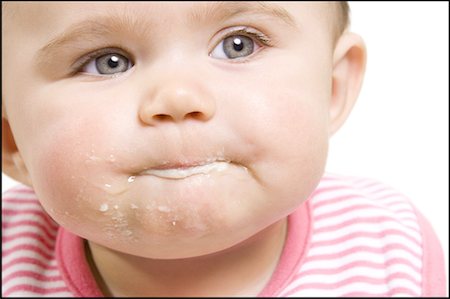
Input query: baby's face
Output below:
<box><xmin>3</xmin><ymin>2</ymin><xmax>337</xmax><ymax>258</ymax></box>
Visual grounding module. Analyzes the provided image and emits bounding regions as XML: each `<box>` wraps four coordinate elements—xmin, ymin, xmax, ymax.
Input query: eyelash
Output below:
<box><xmin>223</xmin><ymin>28</ymin><xmax>273</xmax><ymax>47</ymax></box>
<box><xmin>71</xmin><ymin>27</ymin><xmax>274</xmax><ymax>75</ymax></box>
<box><xmin>214</xmin><ymin>27</ymin><xmax>274</xmax><ymax>63</ymax></box>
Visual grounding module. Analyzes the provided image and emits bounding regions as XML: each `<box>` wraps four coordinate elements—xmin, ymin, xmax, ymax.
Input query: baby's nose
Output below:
<box><xmin>139</xmin><ymin>83</ymin><xmax>216</xmax><ymax>126</ymax></box>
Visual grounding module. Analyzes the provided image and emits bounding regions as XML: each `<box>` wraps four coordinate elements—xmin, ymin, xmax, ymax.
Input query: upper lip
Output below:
<box><xmin>143</xmin><ymin>158</ymin><xmax>231</xmax><ymax>171</ymax></box>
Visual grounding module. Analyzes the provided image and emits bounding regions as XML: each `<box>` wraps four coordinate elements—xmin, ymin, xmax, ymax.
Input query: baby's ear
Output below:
<box><xmin>329</xmin><ymin>32</ymin><xmax>367</xmax><ymax>136</ymax></box>
<box><xmin>2</xmin><ymin>105</ymin><xmax>33</xmax><ymax>187</ymax></box>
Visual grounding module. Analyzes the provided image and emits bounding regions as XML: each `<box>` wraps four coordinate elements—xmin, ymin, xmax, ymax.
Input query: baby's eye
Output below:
<box><xmin>210</xmin><ymin>34</ymin><xmax>262</xmax><ymax>60</ymax></box>
<box><xmin>81</xmin><ymin>52</ymin><xmax>133</xmax><ymax>75</ymax></box>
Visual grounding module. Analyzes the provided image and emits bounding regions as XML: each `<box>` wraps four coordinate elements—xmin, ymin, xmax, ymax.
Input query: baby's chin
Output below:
<box><xmin>51</xmin><ymin>163</ymin><xmax>284</xmax><ymax>259</ymax></box>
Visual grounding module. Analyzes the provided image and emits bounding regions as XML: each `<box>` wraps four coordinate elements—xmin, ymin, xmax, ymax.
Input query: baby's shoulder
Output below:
<box><xmin>2</xmin><ymin>184</ymin><xmax>55</xmax><ymax>226</ymax></box>
<box><xmin>284</xmin><ymin>173</ymin><xmax>447</xmax><ymax>296</ymax></box>
<box><xmin>2</xmin><ymin>184</ymin><xmax>59</xmax><ymax>243</ymax></box>
<box><xmin>2</xmin><ymin>185</ymin><xmax>61</xmax><ymax>297</ymax></box>
<box><xmin>311</xmin><ymin>173</ymin><xmax>420</xmax><ymax>228</ymax></box>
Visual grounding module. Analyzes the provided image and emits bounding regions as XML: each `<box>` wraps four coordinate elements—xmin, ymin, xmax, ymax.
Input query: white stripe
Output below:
<box><xmin>2</xmin><ymin>192</ymin><xmax>38</xmax><ymax>200</ymax></box>
<box><xmin>3</xmin><ymin>223</ymin><xmax>58</xmax><ymax>239</ymax></box>
<box><xmin>301</xmin><ymin>250</ymin><xmax>422</xmax><ymax>272</ymax></box>
<box><xmin>311</xmin><ymin>188</ymin><xmax>361</xmax><ymax>204</ymax></box>
<box><xmin>313</xmin><ymin>207</ymin><xmax>419</xmax><ymax>232</ymax></box>
<box><xmin>295</xmin><ymin>264</ymin><xmax>421</xmax><ymax>285</ymax></box>
<box><xmin>284</xmin><ymin>281</ymin><xmax>419</xmax><ymax>297</ymax></box>
<box><xmin>2</xmin><ymin>249</ymin><xmax>55</xmax><ymax>266</ymax></box>
<box><xmin>2</xmin><ymin>234</ymin><xmax>56</xmax><ymax>253</ymax></box>
<box><xmin>299</xmin><ymin>250</ymin><xmax>421</xmax><ymax>273</ymax></box>
<box><xmin>363</xmin><ymin>187</ymin><xmax>405</xmax><ymax>198</ymax></box>
<box><xmin>5</xmin><ymin>290</ymin><xmax>73</xmax><ymax>298</ymax></box>
<box><xmin>313</xmin><ymin>196</ymin><xmax>411</xmax><ymax>217</ymax></box>
<box><xmin>3</xmin><ymin>242</ymin><xmax>56</xmax><ymax>262</ymax></box>
<box><xmin>2</xmin><ymin>201</ymin><xmax>46</xmax><ymax>212</ymax></box>
<box><xmin>394</xmin><ymin>218</ymin><xmax>420</xmax><ymax>230</ymax></box>
<box><xmin>2</xmin><ymin>212</ymin><xmax>58</xmax><ymax>228</ymax></box>
<box><xmin>3</xmin><ymin>276</ymin><xmax>67</xmax><ymax>295</ymax></box>
<box><xmin>307</xmin><ymin>235</ymin><xmax>422</xmax><ymax>257</ymax></box>
<box><xmin>384</xmin><ymin>202</ymin><xmax>415</xmax><ymax>212</ymax></box>
<box><xmin>2</xmin><ymin>263</ymin><xmax>60</xmax><ymax>280</ymax></box>
<box><xmin>373</xmin><ymin>194</ymin><xmax>413</xmax><ymax>205</ymax></box>
<box><xmin>44</xmin><ymin>291</ymin><xmax>73</xmax><ymax>297</ymax></box>
<box><xmin>350</xmin><ymin>179</ymin><xmax>391</xmax><ymax>190</ymax></box>
<box><xmin>313</xmin><ymin>220</ymin><xmax>421</xmax><ymax>242</ymax></box>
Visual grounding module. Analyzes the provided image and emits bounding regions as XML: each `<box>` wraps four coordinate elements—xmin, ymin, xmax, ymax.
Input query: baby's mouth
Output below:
<box><xmin>139</xmin><ymin>160</ymin><xmax>231</xmax><ymax>179</ymax></box>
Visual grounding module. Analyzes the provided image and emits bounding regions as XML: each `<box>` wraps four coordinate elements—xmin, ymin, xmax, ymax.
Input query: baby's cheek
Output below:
<box><xmin>30</xmin><ymin>120</ymin><xmax>114</xmax><ymax>228</ymax></box>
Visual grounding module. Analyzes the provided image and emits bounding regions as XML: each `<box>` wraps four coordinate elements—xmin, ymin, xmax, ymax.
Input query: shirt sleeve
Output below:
<box><xmin>413</xmin><ymin>208</ymin><xmax>447</xmax><ymax>296</ymax></box>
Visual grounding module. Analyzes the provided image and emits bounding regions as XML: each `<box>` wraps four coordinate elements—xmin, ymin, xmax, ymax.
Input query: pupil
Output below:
<box><xmin>108</xmin><ymin>56</ymin><xmax>119</xmax><ymax>68</ymax></box>
<box><xmin>233</xmin><ymin>38</ymin><xmax>244</xmax><ymax>51</ymax></box>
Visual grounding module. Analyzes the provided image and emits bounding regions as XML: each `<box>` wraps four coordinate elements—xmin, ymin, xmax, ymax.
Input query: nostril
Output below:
<box><xmin>153</xmin><ymin>114</ymin><xmax>172</xmax><ymax>122</ymax></box>
<box><xmin>186</xmin><ymin>111</ymin><xmax>204</xmax><ymax>120</ymax></box>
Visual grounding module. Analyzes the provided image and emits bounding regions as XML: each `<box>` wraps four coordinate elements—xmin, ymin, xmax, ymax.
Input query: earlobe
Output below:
<box><xmin>2</xmin><ymin>115</ymin><xmax>33</xmax><ymax>187</ymax></box>
<box><xmin>329</xmin><ymin>32</ymin><xmax>367</xmax><ymax>136</ymax></box>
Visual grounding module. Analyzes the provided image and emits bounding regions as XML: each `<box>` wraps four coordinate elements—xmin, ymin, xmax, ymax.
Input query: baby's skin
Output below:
<box><xmin>2</xmin><ymin>2</ymin><xmax>366</xmax><ymax>296</ymax></box>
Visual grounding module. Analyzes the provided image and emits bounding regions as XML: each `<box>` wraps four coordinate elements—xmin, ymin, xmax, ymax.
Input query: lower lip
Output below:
<box><xmin>140</xmin><ymin>162</ymin><xmax>231</xmax><ymax>179</ymax></box>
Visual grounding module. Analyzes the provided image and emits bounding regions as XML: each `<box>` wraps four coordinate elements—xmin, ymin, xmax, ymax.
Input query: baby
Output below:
<box><xmin>2</xmin><ymin>1</ymin><xmax>446</xmax><ymax>297</ymax></box>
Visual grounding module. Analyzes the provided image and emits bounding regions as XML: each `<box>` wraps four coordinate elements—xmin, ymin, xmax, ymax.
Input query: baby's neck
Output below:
<box><xmin>86</xmin><ymin>219</ymin><xmax>287</xmax><ymax>297</ymax></box>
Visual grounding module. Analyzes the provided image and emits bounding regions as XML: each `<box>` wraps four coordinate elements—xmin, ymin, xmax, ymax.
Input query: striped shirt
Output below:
<box><xmin>2</xmin><ymin>173</ymin><xmax>446</xmax><ymax>297</ymax></box>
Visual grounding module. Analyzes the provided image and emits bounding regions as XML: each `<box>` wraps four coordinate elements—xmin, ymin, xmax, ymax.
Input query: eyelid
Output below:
<box><xmin>211</xmin><ymin>26</ymin><xmax>273</xmax><ymax>48</ymax></box>
<box><xmin>70</xmin><ymin>47</ymin><xmax>133</xmax><ymax>74</ymax></box>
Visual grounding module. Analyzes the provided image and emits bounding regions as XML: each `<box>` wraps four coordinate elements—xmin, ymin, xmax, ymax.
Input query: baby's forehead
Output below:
<box><xmin>4</xmin><ymin>2</ymin><xmax>332</xmax><ymax>29</ymax></box>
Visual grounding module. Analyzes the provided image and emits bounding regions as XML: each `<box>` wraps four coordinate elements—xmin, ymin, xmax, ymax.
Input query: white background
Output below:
<box><xmin>326</xmin><ymin>1</ymin><xmax>449</xmax><ymax>292</ymax></box>
<box><xmin>2</xmin><ymin>1</ymin><xmax>448</xmax><ymax>294</ymax></box>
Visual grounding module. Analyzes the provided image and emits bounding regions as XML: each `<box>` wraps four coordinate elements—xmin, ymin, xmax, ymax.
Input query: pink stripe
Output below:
<box><xmin>310</xmin><ymin>185</ymin><xmax>350</xmax><ymax>197</ymax></box>
<box><xmin>6</xmin><ymin>188</ymin><xmax>36</xmax><ymax>194</ymax></box>
<box><xmin>295</xmin><ymin>258</ymin><xmax>421</xmax><ymax>280</ymax></box>
<box><xmin>314</xmin><ymin>203</ymin><xmax>410</xmax><ymax>222</ymax></box>
<box><xmin>313</xmin><ymin>215</ymin><xmax>420</xmax><ymax>235</ymax></box>
<box><xmin>2</xmin><ymin>211</ymin><xmax>59</xmax><ymax>230</ymax></box>
<box><xmin>317</xmin><ymin>175</ymin><xmax>343</xmax><ymax>182</ymax></box>
<box><xmin>3</xmin><ymin>232</ymin><xmax>56</xmax><ymax>251</ymax></box>
<box><xmin>313</xmin><ymin>191</ymin><xmax>411</xmax><ymax>210</ymax></box>
<box><xmin>370</xmin><ymin>193</ymin><xmax>411</xmax><ymax>204</ymax></box>
<box><xmin>2</xmin><ymin>187</ymin><xmax>33</xmax><ymax>195</ymax></box>
<box><xmin>3</xmin><ymin>208</ymin><xmax>51</xmax><ymax>217</ymax></box>
<box><xmin>342</xmin><ymin>287</ymin><xmax>419</xmax><ymax>297</ymax></box>
<box><xmin>285</xmin><ymin>273</ymin><xmax>420</xmax><ymax>292</ymax></box>
<box><xmin>3</xmin><ymin>284</ymin><xmax>69</xmax><ymax>296</ymax></box>
<box><xmin>3</xmin><ymin>220</ymin><xmax>59</xmax><ymax>240</ymax></box>
<box><xmin>284</xmin><ymin>287</ymin><xmax>419</xmax><ymax>297</ymax></box>
<box><xmin>302</xmin><ymin>244</ymin><xmax>421</xmax><ymax>264</ymax></box>
<box><xmin>413</xmin><ymin>207</ymin><xmax>446</xmax><ymax>296</ymax></box>
<box><xmin>3</xmin><ymin>244</ymin><xmax>55</xmax><ymax>261</ymax></box>
<box><xmin>3</xmin><ymin>257</ymin><xmax>58</xmax><ymax>271</ymax></box>
<box><xmin>365</xmin><ymin>187</ymin><xmax>402</xmax><ymax>197</ymax></box>
<box><xmin>381</xmin><ymin>196</ymin><xmax>411</xmax><ymax>205</ymax></box>
<box><xmin>2</xmin><ymin>198</ymin><xmax>41</xmax><ymax>205</ymax></box>
<box><xmin>309</xmin><ymin>229</ymin><xmax>421</xmax><ymax>248</ymax></box>
<box><xmin>351</xmin><ymin>180</ymin><xmax>382</xmax><ymax>189</ymax></box>
<box><xmin>390</xmin><ymin>208</ymin><xmax>416</xmax><ymax>215</ymax></box>
<box><xmin>3</xmin><ymin>270</ymin><xmax>63</xmax><ymax>285</ymax></box>
<box><xmin>312</xmin><ymin>194</ymin><xmax>362</xmax><ymax>210</ymax></box>
<box><xmin>3</xmin><ymin>217</ymin><xmax>59</xmax><ymax>232</ymax></box>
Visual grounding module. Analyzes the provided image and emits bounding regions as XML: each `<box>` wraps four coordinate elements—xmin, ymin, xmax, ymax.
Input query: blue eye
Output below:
<box><xmin>81</xmin><ymin>52</ymin><xmax>133</xmax><ymax>75</ymax></box>
<box><xmin>210</xmin><ymin>35</ymin><xmax>260</xmax><ymax>60</ymax></box>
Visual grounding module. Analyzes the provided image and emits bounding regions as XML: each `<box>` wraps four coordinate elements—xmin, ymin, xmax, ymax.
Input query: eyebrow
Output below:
<box><xmin>35</xmin><ymin>2</ymin><xmax>297</xmax><ymax>68</ymax></box>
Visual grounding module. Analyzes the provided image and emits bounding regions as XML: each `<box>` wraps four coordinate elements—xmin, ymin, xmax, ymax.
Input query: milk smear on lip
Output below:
<box><xmin>142</xmin><ymin>161</ymin><xmax>230</xmax><ymax>179</ymax></box>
